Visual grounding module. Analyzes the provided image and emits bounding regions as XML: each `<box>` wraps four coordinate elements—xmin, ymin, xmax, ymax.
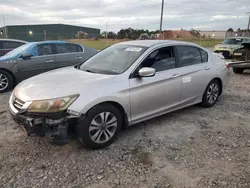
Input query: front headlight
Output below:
<box><xmin>214</xmin><ymin>45</ymin><xmax>219</xmax><ymax>50</ymax></box>
<box><xmin>27</xmin><ymin>94</ymin><xmax>79</xmax><ymax>113</ymax></box>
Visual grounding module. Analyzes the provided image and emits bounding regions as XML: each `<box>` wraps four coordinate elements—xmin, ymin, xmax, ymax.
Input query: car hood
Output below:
<box><xmin>0</xmin><ymin>55</ymin><xmax>15</xmax><ymax>61</ymax></box>
<box><xmin>14</xmin><ymin>66</ymin><xmax>117</xmax><ymax>102</ymax></box>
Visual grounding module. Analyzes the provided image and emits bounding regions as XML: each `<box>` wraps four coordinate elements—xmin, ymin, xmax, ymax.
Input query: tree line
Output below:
<box><xmin>100</xmin><ymin>27</ymin><xmax>249</xmax><ymax>40</ymax></box>
<box><xmin>100</xmin><ymin>27</ymin><xmax>160</xmax><ymax>39</ymax></box>
<box><xmin>227</xmin><ymin>28</ymin><xmax>249</xmax><ymax>32</ymax></box>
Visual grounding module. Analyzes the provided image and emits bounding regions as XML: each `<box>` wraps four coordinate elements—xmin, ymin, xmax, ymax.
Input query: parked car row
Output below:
<box><xmin>8</xmin><ymin>40</ymin><xmax>230</xmax><ymax>149</ymax></box>
<box><xmin>0</xmin><ymin>40</ymin><xmax>98</xmax><ymax>92</ymax></box>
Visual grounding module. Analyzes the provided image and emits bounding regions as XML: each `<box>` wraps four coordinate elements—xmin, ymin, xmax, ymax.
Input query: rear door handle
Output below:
<box><xmin>76</xmin><ymin>56</ymin><xmax>83</xmax><ymax>60</ymax></box>
<box><xmin>171</xmin><ymin>73</ymin><xmax>180</xmax><ymax>78</ymax></box>
<box><xmin>46</xmin><ymin>60</ymin><xmax>54</xmax><ymax>63</ymax></box>
<box><xmin>204</xmin><ymin>66</ymin><xmax>211</xmax><ymax>70</ymax></box>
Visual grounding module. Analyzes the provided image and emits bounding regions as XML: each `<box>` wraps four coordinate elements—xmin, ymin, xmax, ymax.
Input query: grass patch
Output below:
<box><xmin>68</xmin><ymin>39</ymin><xmax>120</xmax><ymax>50</ymax></box>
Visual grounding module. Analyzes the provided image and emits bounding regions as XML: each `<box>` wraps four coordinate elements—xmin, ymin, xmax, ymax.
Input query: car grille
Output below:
<box><xmin>12</xmin><ymin>97</ymin><xmax>25</xmax><ymax>111</ymax></box>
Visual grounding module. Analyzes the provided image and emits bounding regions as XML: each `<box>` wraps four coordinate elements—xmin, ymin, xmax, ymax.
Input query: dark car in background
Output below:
<box><xmin>229</xmin><ymin>42</ymin><xmax>250</xmax><ymax>74</ymax></box>
<box><xmin>213</xmin><ymin>37</ymin><xmax>250</xmax><ymax>59</ymax></box>
<box><xmin>0</xmin><ymin>39</ymin><xmax>28</xmax><ymax>56</ymax></box>
<box><xmin>0</xmin><ymin>40</ymin><xmax>98</xmax><ymax>92</ymax></box>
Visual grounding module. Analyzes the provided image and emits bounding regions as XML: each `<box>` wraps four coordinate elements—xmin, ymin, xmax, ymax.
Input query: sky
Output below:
<box><xmin>0</xmin><ymin>0</ymin><xmax>250</xmax><ymax>32</ymax></box>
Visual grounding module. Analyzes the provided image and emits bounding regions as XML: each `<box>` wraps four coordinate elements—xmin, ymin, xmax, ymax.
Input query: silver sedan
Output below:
<box><xmin>9</xmin><ymin>40</ymin><xmax>230</xmax><ymax>149</ymax></box>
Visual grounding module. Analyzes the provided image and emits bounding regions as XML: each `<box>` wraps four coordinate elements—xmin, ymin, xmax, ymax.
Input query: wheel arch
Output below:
<box><xmin>85</xmin><ymin>101</ymin><xmax>129</xmax><ymax>129</ymax></box>
<box><xmin>212</xmin><ymin>77</ymin><xmax>223</xmax><ymax>96</ymax></box>
<box><xmin>0</xmin><ymin>68</ymin><xmax>17</xmax><ymax>85</ymax></box>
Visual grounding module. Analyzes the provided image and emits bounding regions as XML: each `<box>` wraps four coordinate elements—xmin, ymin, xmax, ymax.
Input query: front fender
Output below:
<box><xmin>68</xmin><ymin>93</ymin><xmax>130</xmax><ymax>120</ymax></box>
<box><xmin>0</xmin><ymin>60</ymin><xmax>17</xmax><ymax>71</ymax></box>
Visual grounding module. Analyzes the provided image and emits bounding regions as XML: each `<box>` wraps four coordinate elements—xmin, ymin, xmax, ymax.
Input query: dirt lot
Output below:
<box><xmin>0</xmin><ymin>70</ymin><xmax>250</xmax><ymax>188</ymax></box>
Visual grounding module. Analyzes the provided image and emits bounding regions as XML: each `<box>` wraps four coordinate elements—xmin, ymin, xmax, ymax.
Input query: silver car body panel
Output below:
<box><xmin>11</xmin><ymin>40</ymin><xmax>229</xmax><ymax>126</ymax></box>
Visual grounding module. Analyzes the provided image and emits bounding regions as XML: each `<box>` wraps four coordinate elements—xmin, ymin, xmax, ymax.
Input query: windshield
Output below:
<box><xmin>80</xmin><ymin>44</ymin><xmax>147</xmax><ymax>74</ymax></box>
<box><xmin>222</xmin><ymin>38</ymin><xmax>245</xmax><ymax>45</ymax></box>
<box><xmin>2</xmin><ymin>43</ymin><xmax>32</xmax><ymax>58</ymax></box>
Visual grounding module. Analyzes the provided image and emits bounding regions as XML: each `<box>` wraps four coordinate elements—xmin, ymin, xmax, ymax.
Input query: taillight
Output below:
<box><xmin>225</xmin><ymin>62</ymin><xmax>230</xmax><ymax>69</ymax></box>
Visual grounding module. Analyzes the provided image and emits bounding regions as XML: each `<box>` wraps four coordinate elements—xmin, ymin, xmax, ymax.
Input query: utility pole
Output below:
<box><xmin>247</xmin><ymin>12</ymin><xmax>250</xmax><ymax>37</ymax></box>
<box><xmin>2</xmin><ymin>15</ymin><xmax>7</xmax><ymax>39</ymax></box>
<box><xmin>159</xmin><ymin>0</ymin><xmax>164</xmax><ymax>39</ymax></box>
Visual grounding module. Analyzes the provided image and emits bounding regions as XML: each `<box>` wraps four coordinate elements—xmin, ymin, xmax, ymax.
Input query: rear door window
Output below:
<box><xmin>177</xmin><ymin>46</ymin><xmax>203</xmax><ymax>67</ymax></box>
<box><xmin>61</xmin><ymin>43</ymin><xmax>82</xmax><ymax>53</ymax></box>
<box><xmin>54</xmin><ymin>44</ymin><xmax>63</xmax><ymax>54</ymax></box>
<box><xmin>200</xmin><ymin>49</ymin><xmax>208</xmax><ymax>62</ymax></box>
<box><xmin>76</xmin><ymin>45</ymin><xmax>83</xmax><ymax>52</ymax></box>
<box><xmin>64</xmin><ymin>44</ymin><xmax>77</xmax><ymax>53</ymax></box>
<box><xmin>54</xmin><ymin>43</ymin><xmax>83</xmax><ymax>54</ymax></box>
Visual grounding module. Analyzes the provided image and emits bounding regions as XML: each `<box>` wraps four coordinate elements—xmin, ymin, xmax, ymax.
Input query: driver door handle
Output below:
<box><xmin>46</xmin><ymin>60</ymin><xmax>54</xmax><ymax>63</ymax></box>
<box><xmin>204</xmin><ymin>66</ymin><xmax>211</xmax><ymax>70</ymax></box>
<box><xmin>76</xmin><ymin>56</ymin><xmax>83</xmax><ymax>60</ymax></box>
<box><xmin>171</xmin><ymin>73</ymin><xmax>180</xmax><ymax>78</ymax></box>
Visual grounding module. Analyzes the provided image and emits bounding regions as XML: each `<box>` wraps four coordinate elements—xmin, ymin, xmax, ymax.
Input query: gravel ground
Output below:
<box><xmin>0</xmin><ymin>69</ymin><xmax>250</xmax><ymax>188</ymax></box>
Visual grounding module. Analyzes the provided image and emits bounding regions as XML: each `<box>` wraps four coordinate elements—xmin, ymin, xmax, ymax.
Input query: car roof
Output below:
<box><xmin>117</xmin><ymin>40</ymin><xmax>199</xmax><ymax>47</ymax></box>
<box><xmin>0</xmin><ymin>38</ymin><xmax>28</xmax><ymax>43</ymax></box>
<box><xmin>30</xmin><ymin>40</ymin><xmax>82</xmax><ymax>45</ymax></box>
<box><xmin>32</xmin><ymin>40</ymin><xmax>66</xmax><ymax>44</ymax></box>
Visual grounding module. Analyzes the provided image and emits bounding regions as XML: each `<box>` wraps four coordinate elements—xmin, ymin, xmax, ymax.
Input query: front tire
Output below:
<box><xmin>201</xmin><ymin>79</ymin><xmax>221</xmax><ymax>108</ymax></box>
<box><xmin>0</xmin><ymin>70</ymin><xmax>14</xmax><ymax>93</ymax></box>
<box><xmin>77</xmin><ymin>104</ymin><xmax>123</xmax><ymax>149</ymax></box>
<box><xmin>233</xmin><ymin>68</ymin><xmax>244</xmax><ymax>74</ymax></box>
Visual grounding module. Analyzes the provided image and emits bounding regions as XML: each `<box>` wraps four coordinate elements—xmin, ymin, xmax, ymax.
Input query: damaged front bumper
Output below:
<box><xmin>9</xmin><ymin>101</ymin><xmax>81</xmax><ymax>145</ymax></box>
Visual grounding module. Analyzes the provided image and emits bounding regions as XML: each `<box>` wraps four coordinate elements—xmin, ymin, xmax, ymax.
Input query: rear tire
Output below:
<box><xmin>201</xmin><ymin>79</ymin><xmax>221</xmax><ymax>108</ymax></box>
<box><xmin>0</xmin><ymin>70</ymin><xmax>14</xmax><ymax>93</ymax></box>
<box><xmin>233</xmin><ymin>68</ymin><xmax>244</xmax><ymax>74</ymax></box>
<box><xmin>77</xmin><ymin>104</ymin><xmax>123</xmax><ymax>149</ymax></box>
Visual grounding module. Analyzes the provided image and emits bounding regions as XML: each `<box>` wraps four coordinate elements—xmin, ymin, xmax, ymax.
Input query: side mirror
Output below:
<box><xmin>138</xmin><ymin>67</ymin><xmax>156</xmax><ymax>77</ymax></box>
<box><xmin>22</xmin><ymin>52</ymin><xmax>32</xmax><ymax>59</ymax></box>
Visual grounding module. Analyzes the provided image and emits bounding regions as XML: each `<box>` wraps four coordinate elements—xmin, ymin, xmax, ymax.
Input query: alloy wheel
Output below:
<box><xmin>207</xmin><ymin>83</ymin><xmax>219</xmax><ymax>104</ymax></box>
<box><xmin>0</xmin><ymin>74</ymin><xmax>8</xmax><ymax>91</ymax></box>
<box><xmin>89</xmin><ymin>112</ymin><xmax>118</xmax><ymax>144</ymax></box>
